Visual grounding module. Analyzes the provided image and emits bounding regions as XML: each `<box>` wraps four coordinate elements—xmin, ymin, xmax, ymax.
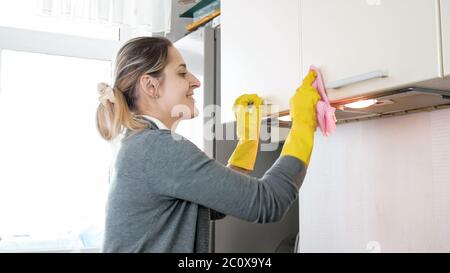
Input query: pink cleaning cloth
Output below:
<box><xmin>309</xmin><ymin>65</ymin><xmax>337</xmax><ymax>136</ymax></box>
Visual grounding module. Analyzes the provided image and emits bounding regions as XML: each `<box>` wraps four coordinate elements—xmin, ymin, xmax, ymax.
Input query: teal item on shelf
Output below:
<box><xmin>193</xmin><ymin>0</ymin><xmax>220</xmax><ymax>21</ymax></box>
<box><xmin>180</xmin><ymin>0</ymin><xmax>220</xmax><ymax>18</ymax></box>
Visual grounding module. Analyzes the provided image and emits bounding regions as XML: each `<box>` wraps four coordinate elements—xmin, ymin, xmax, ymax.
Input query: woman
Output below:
<box><xmin>97</xmin><ymin>37</ymin><xmax>320</xmax><ymax>253</ymax></box>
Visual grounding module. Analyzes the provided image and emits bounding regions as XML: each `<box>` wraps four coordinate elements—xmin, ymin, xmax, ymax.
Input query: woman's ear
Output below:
<box><xmin>139</xmin><ymin>74</ymin><xmax>160</xmax><ymax>99</ymax></box>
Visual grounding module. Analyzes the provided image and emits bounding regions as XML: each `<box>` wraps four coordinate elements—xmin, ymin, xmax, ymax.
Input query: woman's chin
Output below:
<box><xmin>192</xmin><ymin>106</ymin><xmax>199</xmax><ymax>118</ymax></box>
<box><xmin>177</xmin><ymin>106</ymin><xmax>199</xmax><ymax>120</ymax></box>
<box><xmin>187</xmin><ymin>101</ymin><xmax>199</xmax><ymax>119</ymax></box>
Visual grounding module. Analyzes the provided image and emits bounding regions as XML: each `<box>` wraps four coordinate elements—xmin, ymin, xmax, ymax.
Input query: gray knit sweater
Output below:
<box><xmin>102</xmin><ymin>118</ymin><xmax>307</xmax><ymax>253</ymax></box>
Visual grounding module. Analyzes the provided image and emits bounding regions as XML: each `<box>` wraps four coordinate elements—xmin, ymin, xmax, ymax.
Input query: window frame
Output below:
<box><xmin>0</xmin><ymin>25</ymin><xmax>119</xmax><ymax>61</ymax></box>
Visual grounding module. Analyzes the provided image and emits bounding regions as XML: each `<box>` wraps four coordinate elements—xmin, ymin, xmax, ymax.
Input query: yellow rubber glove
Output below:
<box><xmin>281</xmin><ymin>70</ymin><xmax>321</xmax><ymax>166</ymax></box>
<box><xmin>228</xmin><ymin>94</ymin><xmax>264</xmax><ymax>171</ymax></box>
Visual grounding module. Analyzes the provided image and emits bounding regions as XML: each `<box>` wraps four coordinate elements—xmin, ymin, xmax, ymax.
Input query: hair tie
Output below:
<box><xmin>98</xmin><ymin>83</ymin><xmax>116</xmax><ymax>106</ymax></box>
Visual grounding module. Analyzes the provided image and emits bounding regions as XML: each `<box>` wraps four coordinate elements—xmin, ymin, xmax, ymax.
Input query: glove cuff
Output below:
<box><xmin>281</xmin><ymin>122</ymin><xmax>315</xmax><ymax>166</ymax></box>
<box><xmin>228</xmin><ymin>139</ymin><xmax>259</xmax><ymax>171</ymax></box>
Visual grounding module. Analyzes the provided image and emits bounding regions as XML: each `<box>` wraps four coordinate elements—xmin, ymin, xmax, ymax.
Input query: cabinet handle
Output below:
<box><xmin>326</xmin><ymin>70</ymin><xmax>389</xmax><ymax>89</ymax></box>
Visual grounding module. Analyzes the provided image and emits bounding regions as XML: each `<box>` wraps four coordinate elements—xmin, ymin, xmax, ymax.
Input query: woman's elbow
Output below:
<box><xmin>249</xmin><ymin>180</ymin><xmax>299</xmax><ymax>223</ymax></box>
<box><xmin>254</xmin><ymin>200</ymin><xmax>293</xmax><ymax>224</ymax></box>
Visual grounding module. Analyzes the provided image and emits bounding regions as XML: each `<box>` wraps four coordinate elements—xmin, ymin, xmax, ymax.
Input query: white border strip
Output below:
<box><xmin>436</xmin><ymin>0</ymin><xmax>445</xmax><ymax>78</ymax></box>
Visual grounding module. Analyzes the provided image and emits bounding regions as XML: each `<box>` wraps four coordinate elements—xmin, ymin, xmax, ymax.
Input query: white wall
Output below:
<box><xmin>299</xmin><ymin>107</ymin><xmax>450</xmax><ymax>253</ymax></box>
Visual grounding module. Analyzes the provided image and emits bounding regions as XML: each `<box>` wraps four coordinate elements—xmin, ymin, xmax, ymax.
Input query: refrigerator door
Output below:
<box><xmin>211</xmin><ymin>27</ymin><xmax>299</xmax><ymax>252</ymax></box>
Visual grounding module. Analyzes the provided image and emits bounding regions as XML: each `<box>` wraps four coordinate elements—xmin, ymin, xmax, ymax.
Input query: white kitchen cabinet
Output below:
<box><xmin>301</xmin><ymin>0</ymin><xmax>442</xmax><ymax>102</ymax></box>
<box><xmin>443</xmin><ymin>0</ymin><xmax>450</xmax><ymax>77</ymax></box>
<box><xmin>221</xmin><ymin>0</ymin><xmax>301</xmax><ymax>124</ymax></box>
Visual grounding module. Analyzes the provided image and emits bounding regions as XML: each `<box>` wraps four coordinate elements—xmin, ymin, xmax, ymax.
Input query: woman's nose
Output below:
<box><xmin>190</xmin><ymin>74</ymin><xmax>201</xmax><ymax>89</ymax></box>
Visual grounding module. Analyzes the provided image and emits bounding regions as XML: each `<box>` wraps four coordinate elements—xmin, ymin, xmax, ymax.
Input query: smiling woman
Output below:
<box><xmin>99</xmin><ymin>36</ymin><xmax>314</xmax><ymax>253</ymax></box>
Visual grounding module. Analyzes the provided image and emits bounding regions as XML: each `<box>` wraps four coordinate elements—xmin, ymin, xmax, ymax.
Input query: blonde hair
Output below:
<box><xmin>96</xmin><ymin>37</ymin><xmax>173</xmax><ymax>141</ymax></box>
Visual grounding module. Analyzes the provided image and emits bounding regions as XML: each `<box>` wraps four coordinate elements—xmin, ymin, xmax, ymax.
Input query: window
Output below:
<box><xmin>0</xmin><ymin>0</ymin><xmax>174</xmax><ymax>252</ymax></box>
<box><xmin>0</xmin><ymin>49</ymin><xmax>113</xmax><ymax>252</ymax></box>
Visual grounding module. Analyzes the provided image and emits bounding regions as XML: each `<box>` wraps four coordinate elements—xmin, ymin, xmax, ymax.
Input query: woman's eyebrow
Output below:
<box><xmin>178</xmin><ymin>64</ymin><xmax>187</xmax><ymax>69</ymax></box>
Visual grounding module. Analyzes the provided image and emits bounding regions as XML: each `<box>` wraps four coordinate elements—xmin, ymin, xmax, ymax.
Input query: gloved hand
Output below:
<box><xmin>228</xmin><ymin>94</ymin><xmax>264</xmax><ymax>171</ymax></box>
<box><xmin>281</xmin><ymin>70</ymin><xmax>321</xmax><ymax>166</ymax></box>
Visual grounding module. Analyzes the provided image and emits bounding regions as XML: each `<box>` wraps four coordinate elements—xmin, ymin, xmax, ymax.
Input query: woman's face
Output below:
<box><xmin>158</xmin><ymin>46</ymin><xmax>201</xmax><ymax>120</ymax></box>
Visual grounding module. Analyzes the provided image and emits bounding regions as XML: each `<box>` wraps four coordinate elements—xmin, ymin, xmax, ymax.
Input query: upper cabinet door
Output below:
<box><xmin>221</xmin><ymin>0</ymin><xmax>301</xmax><ymax>123</ymax></box>
<box><xmin>301</xmin><ymin>0</ymin><xmax>442</xmax><ymax>102</ymax></box>
<box><xmin>442</xmin><ymin>0</ymin><xmax>450</xmax><ymax>77</ymax></box>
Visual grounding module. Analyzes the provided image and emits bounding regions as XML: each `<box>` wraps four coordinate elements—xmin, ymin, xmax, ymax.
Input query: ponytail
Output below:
<box><xmin>96</xmin><ymin>83</ymin><xmax>147</xmax><ymax>141</ymax></box>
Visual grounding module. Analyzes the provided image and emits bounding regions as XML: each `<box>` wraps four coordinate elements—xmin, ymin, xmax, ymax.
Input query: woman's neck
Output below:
<box><xmin>140</xmin><ymin>112</ymin><xmax>178</xmax><ymax>130</ymax></box>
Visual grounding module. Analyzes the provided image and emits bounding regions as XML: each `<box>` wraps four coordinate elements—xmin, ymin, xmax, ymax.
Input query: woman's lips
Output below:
<box><xmin>186</xmin><ymin>93</ymin><xmax>194</xmax><ymax>101</ymax></box>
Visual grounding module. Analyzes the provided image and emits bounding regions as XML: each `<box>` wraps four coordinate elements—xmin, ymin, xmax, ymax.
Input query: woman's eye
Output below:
<box><xmin>180</xmin><ymin>72</ymin><xmax>187</xmax><ymax>77</ymax></box>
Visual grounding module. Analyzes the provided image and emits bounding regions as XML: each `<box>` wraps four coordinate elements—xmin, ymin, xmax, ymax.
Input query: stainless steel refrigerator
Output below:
<box><xmin>175</xmin><ymin>26</ymin><xmax>299</xmax><ymax>253</ymax></box>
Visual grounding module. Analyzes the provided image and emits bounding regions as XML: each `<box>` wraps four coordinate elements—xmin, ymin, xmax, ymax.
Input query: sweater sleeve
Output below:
<box><xmin>145</xmin><ymin>131</ymin><xmax>307</xmax><ymax>223</ymax></box>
